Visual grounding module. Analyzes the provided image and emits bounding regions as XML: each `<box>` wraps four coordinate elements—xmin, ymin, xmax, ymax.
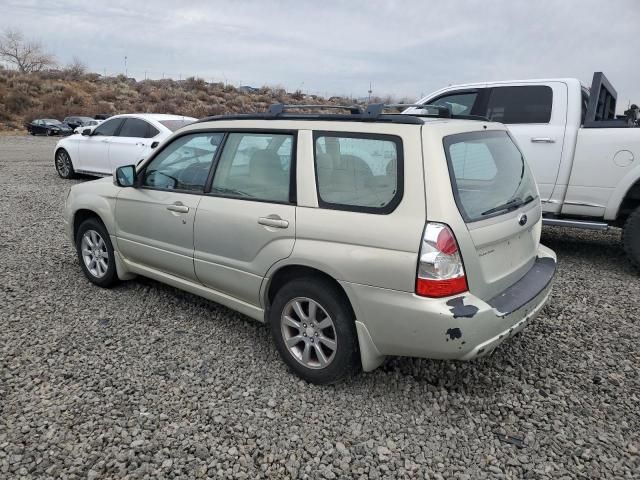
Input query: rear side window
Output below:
<box><xmin>118</xmin><ymin>118</ymin><xmax>153</xmax><ymax>138</ymax></box>
<box><xmin>313</xmin><ymin>132</ymin><xmax>402</xmax><ymax>213</ymax></box>
<box><xmin>160</xmin><ymin>119</ymin><xmax>195</xmax><ymax>131</ymax></box>
<box><xmin>444</xmin><ymin>130</ymin><xmax>538</xmax><ymax>222</ymax></box>
<box><xmin>211</xmin><ymin>132</ymin><xmax>294</xmax><ymax>203</ymax></box>
<box><xmin>485</xmin><ymin>86</ymin><xmax>552</xmax><ymax>124</ymax></box>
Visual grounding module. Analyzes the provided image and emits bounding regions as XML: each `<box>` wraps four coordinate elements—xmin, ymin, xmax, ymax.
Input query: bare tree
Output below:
<box><xmin>0</xmin><ymin>29</ymin><xmax>56</xmax><ymax>73</ymax></box>
<box><xmin>65</xmin><ymin>56</ymin><xmax>87</xmax><ymax>79</ymax></box>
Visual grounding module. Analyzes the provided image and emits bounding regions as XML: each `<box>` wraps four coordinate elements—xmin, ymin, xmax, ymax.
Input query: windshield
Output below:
<box><xmin>44</xmin><ymin>119</ymin><xmax>61</xmax><ymax>125</ymax></box>
<box><xmin>443</xmin><ymin>130</ymin><xmax>538</xmax><ymax>222</ymax></box>
<box><xmin>159</xmin><ymin>119</ymin><xmax>195</xmax><ymax>131</ymax></box>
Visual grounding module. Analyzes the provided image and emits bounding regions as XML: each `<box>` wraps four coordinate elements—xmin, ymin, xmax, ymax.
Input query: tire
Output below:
<box><xmin>75</xmin><ymin>218</ymin><xmax>118</xmax><ymax>288</ymax></box>
<box><xmin>269</xmin><ymin>277</ymin><xmax>360</xmax><ymax>384</ymax></box>
<box><xmin>622</xmin><ymin>206</ymin><xmax>640</xmax><ymax>270</ymax></box>
<box><xmin>55</xmin><ymin>148</ymin><xmax>76</xmax><ymax>179</ymax></box>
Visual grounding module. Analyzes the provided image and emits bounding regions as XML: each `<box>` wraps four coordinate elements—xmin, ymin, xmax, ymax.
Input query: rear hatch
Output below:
<box><xmin>442</xmin><ymin>129</ymin><xmax>541</xmax><ymax>301</ymax></box>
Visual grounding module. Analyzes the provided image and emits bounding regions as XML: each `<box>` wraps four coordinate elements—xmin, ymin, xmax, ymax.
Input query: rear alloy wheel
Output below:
<box><xmin>269</xmin><ymin>278</ymin><xmax>360</xmax><ymax>384</ymax></box>
<box><xmin>622</xmin><ymin>206</ymin><xmax>640</xmax><ymax>269</ymax></box>
<box><xmin>75</xmin><ymin>218</ymin><xmax>118</xmax><ymax>288</ymax></box>
<box><xmin>55</xmin><ymin>148</ymin><xmax>76</xmax><ymax>179</ymax></box>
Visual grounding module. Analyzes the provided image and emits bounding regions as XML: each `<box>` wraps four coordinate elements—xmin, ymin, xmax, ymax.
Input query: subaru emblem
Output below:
<box><xmin>518</xmin><ymin>214</ymin><xmax>528</xmax><ymax>226</ymax></box>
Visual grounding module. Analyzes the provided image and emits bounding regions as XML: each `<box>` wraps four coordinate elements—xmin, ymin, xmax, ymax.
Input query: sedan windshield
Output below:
<box><xmin>44</xmin><ymin>119</ymin><xmax>62</xmax><ymax>125</ymax></box>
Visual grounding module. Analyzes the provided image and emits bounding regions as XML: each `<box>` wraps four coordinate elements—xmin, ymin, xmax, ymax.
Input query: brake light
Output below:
<box><xmin>416</xmin><ymin>222</ymin><xmax>468</xmax><ymax>298</ymax></box>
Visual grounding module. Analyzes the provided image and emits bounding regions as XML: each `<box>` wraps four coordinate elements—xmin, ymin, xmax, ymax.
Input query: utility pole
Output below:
<box><xmin>368</xmin><ymin>82</ymin><xmax>373</xmax><ymax>103</ymax></box>
<box><xmin>124</xmin><ymin>56</ymin><xmax>128</xmax><ymax>77</ymax></box>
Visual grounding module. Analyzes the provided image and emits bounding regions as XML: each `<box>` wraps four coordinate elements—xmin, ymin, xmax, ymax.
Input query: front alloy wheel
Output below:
<box><xmin>81</xmin><ymin>230</ymin><xmax>110</xmax><ymax>279</ymax></box>
<box><xmin>75</xmin><ymin>218</ymin><xmax>118</xmax><ymax>288</ymax></box>
<box><xmin>55</xmin><ymin>149</ymin><xmax>75</xmax><ymax>179</ymax></box>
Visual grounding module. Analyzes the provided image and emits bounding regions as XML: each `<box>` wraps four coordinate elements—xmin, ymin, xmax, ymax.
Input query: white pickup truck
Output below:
<box><xmin>410</xmin><ymin>72</ymin><xmax>640</xmax><ymax>268</ymax></box>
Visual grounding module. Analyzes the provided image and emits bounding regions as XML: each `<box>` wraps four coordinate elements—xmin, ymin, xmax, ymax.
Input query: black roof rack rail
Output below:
<box><xmin>195</xmin><ymin>102</ymin><xmax>491</xmax><ymax>125</ymax></box>
<box><xmin>267</xmin><ymin>104</ymin><xmax>363</xmax><ymax>116</ymax></box>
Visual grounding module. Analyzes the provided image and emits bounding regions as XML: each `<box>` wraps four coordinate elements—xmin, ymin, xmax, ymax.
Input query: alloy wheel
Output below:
<box><xmin>80</xmin><ymin>230</ymin><xmax>109</xmax><ymax>278</ymax></box>
<box><xmin>56</xmin><ymin>151</ymin><xmax>71</xmax><ymax>177</ymax></box>
<box><xmin>281</xmin><ymin>297</ymin><xmax>337</xmax><ymax>369</ymax></box>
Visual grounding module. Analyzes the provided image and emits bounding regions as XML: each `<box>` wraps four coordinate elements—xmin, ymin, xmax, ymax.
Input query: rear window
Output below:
<box><xmin>313</xmin><ymin>132</ymin><xmax>403</xmax><ymax>213</ymax></box>
<box><xmin>485</xmin><ymin>86</ymin><xmax>552</xmax><ymax>124</ymax></box>
<box><xmin>160</xmin><ymin>119</ymin><xmax>195</xmax><ymax>131</ymax></box>
<box><xmin>444</xmin><ymin>130</ymin><xmax>538</xmax><ymax>222</ymax></box>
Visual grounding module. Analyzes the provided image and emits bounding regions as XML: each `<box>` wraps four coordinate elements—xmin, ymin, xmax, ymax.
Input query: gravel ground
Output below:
<box><xmin>1</xmin><ymin>135</ymin><xmax>638</xmax><ymax>479</ymax></box>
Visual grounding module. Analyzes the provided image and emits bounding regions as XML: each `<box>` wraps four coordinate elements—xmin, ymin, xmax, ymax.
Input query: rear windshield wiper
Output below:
<box><xmin>481</xmin><ymin>196</ymin><xmax>532</xmax><ymax>216</ymax></box>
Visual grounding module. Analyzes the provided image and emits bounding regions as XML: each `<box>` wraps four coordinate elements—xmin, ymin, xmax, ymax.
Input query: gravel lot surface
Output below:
<box><xmin>1</xmin><ymin>135</ymin><xmax>639</xmax><ymax>479</ymax></box>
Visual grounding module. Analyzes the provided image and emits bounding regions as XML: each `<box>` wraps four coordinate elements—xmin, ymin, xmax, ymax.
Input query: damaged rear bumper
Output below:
<box><xmin>342</xmin><ymin>244</ymin><xmax>557</xmax><ymax>370</ymax></box>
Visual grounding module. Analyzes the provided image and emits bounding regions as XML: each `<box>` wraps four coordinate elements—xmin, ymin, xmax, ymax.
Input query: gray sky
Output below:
<box><xmin>3</xmin><ymin>0</ymin><xmax>640</xmax><ymax>103</ymax></box>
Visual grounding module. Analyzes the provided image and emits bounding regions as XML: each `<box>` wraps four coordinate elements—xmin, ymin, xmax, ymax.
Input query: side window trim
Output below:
<box><xmin>312</xmin><ymin>130</ymin><xmax>404</xmax><ymax>215</ymax></box>
<box><xmin>204</xmin><ymin>129</ymin><xmax>298</xmax><ymax>206</ymax></box>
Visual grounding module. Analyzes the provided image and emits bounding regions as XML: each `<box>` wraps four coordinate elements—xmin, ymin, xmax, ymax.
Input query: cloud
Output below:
<box><xmin>2</xmin><ymin>0</ymin><xmax>639</xmax><ymax>102</ymax></box>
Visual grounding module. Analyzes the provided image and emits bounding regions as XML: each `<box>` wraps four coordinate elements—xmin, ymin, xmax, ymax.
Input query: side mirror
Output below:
<box><xmin>151</xmin><ymin>141</ymin><xmax>159</xmax><ymax>149</ymax></box>
<box><xmin>81</xmin><ymin>128</ymin><xmax>92</xmax><ymax>136</ymax></box>
<box><xmin>114</xmin><ymin>165</ymin><xmax>137</xmax><ymax>187</ymax></box>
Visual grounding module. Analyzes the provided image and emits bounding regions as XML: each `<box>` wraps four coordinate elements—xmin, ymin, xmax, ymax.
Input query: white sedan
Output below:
<box><xmin>54</xmin><ymin>114</ymin><xmax>197</xmax><ymax>179</ymax></box>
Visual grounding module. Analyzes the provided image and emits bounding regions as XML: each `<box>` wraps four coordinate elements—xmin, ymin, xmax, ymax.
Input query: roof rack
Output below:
<box><xmin>196</xmin><ymin>102</ymin><xmax>490</xmax><ymax>125</ymax></box>
<box><xmin>267</xmin><ymin>104</ymin><xmax>363</xmax><ymax>116</ymax></box>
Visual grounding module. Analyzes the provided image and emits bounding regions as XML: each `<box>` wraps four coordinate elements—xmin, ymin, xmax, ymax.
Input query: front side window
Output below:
<box><xmin>141</xmin><ymin>132</ymin><xmax>223</xmax><ymax>192</ymax></box>
<box><xmin>429</xmin><ymin>91</ymin><xmax>478</xmax><ymax>115</ymax></box>
<box><xmin>118</xmin><ymin>118</ymin><xmax>156</xmax><ymax>138</ymax></box>
<box><xmin>485</xmin><ymin>86</ymin><xmax>553</xmax><ymax>124</ymax></box>
<box><xmin>444</xmin><ymin>130</ymin><xmax>538</xmax><ymax>222</ymax></box>
<box><xmin>314</xmin><ymin>133</ymin><xmax>402</xmax><ymax>213</ymax></box>
<box><xmin>93</xmin><ymin>118</ymin><xmax>123</xmax><ymax>136</ymax></box>
<box><xmin>211</xmin><ymin>132</ymin><xmax>294</xmax><ymax>203</ymax></box>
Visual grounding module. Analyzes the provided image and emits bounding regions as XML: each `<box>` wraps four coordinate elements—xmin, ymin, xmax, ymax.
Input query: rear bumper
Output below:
<box><xmin>343</xmin><ymin>244</ymin><xmax>556</xmax><ymax>369</ymax></box>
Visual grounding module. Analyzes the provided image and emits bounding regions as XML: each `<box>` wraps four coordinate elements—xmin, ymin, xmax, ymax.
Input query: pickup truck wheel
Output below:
<box><xmin>55</xmin><ymin>148</ymin><xmax>76</xmax><ymax>179</ymax></box>
<box><xmin>622</xmin><ymin>207</ymin><xmax>640</xmax><ymax>269</ymax></box>
<box><xmin>269</xmin><ymin>278</ymin><xmax>360</xmax><ymax>384</ymax></box>
<box><xmin>75</xmin><ymin>218</ymin><xmax>118</xmax><ymax>288</ymax></box>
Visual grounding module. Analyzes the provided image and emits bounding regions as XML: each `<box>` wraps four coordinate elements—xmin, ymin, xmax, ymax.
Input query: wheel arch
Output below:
<box><xmin>616</xmin><ymin>178</ymin><xmax>640</xmax><ymax>225</ymax></box>
<box><xmin>262</xmin><ymin>262</ymin><xmax>386</xmax><ymax>372</ymax></box>
<box><xmin>73</xmin><ymin>208</ymin><xmax>107</xmax><ymax>240</ymax></box>
<box><xmin>263</xmin><ymin>264</ymin><xmax>354</xmax><ymax>317</ymax></box>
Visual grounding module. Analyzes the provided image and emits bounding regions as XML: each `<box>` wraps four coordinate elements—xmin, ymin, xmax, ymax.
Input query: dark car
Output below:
<box><xmin>27</xmin><ymin>119</ymin><xmax>73</xmax><ymax>136</ymax></box>
<box><xmin>63</xmin><ymin>116</ymin><xmax>95</xmax><ymax>130</ymax></box>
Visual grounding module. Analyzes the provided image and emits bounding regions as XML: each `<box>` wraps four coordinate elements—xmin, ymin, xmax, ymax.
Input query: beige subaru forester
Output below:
<box><xmin>63</xmin><ymin>104</ymin><xmax>556</xmax><ymax>384</ymax></box>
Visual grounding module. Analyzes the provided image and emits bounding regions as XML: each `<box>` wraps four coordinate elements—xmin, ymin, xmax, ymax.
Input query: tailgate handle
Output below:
<box><xmin>258</xmin><ymin>215</ymin><xmax>289</xmax><ymax>229</ymax></box>
<box><xmin>531</xmin><ymin>137</ymin><xmax>555</xmax><ymax>144</ymax></box>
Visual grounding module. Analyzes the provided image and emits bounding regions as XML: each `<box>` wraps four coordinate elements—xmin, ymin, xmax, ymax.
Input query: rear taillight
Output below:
<box><xmin>416</xmin><ymin>222</ymin><xmax>468</xmax><ymax>298</ymax></box>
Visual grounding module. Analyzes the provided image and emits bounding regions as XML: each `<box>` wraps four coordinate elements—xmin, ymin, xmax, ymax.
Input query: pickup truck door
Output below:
<box><xmin>481</xmin><ymin>82</ymin><xmax>568</xmax><ymax>206</ymax></box>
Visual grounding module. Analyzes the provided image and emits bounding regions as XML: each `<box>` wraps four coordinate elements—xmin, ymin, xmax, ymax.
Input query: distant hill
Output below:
<box><xmin>0</xmin><ymin>69</ymin><xmax>360</xmax><ymax>132</ymax></box>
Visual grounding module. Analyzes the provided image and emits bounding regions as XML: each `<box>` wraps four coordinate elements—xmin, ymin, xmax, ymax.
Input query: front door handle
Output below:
<box><xmin>167</xmin><ymin>203</ymin><xmax>189</xmax><ymax>213</ymax></box>
<box><xmin>531</xmin><ymin>137</ymin><xmax>555</xmax><ymax>143</ymax></box>
<box><xmin>258</xmin><ymin>215</ymin><xmax>289</xmax><ymax>229</ymax></box>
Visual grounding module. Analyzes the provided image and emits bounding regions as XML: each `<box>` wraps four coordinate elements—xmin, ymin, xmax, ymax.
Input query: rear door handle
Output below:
<box><xmin>167</xmin><ymin>203</ymin><xmax>189</xmax><ymax>213</ymax></box>
<box><xmin>258</xmin><ymin>215</ymin><xmax>289</xmax><ymax>229</ymax></box>
<box><xmin>531</xmin><ymin>137</ymin><xmax>555</xmax><ymax>143</ymax></box>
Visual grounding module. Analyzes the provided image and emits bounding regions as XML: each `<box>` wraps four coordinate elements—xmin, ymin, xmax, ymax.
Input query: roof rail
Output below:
<box><xmin>267</xmin><ymin>104</ymin><xmax>363</xmax><ymax>116</ymax></box>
